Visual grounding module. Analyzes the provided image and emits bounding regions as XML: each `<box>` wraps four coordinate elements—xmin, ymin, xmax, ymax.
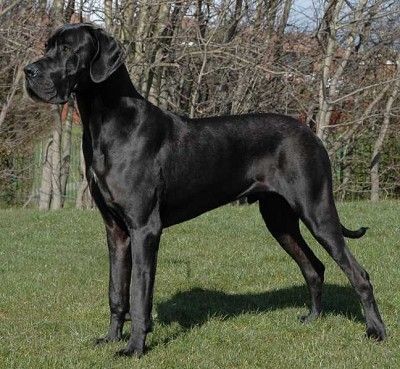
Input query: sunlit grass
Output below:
<box><xmin>0</xmin><ymin>201</ymin><xmax>399</xmax><ymax>368</ymax></box>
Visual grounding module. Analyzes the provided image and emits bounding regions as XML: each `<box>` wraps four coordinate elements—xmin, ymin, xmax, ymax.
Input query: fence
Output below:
<box><xmin>1</xmin><ymin>126</ymin><xmax>399</xmax><ymax>208</ymax></box>
<box><xmin>0</xmin><ymin>126</ymin><xmax>82</xmax><ymax>208</ymax></box>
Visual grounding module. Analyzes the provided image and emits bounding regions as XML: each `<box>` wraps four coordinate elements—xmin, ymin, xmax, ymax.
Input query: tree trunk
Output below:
<box><xmin>219</xmin><ymin>0</ymin><xmax>243</xmax><ymax>115</ymax></box>
<box><xmin>121</xmin><ymin>0</ymin><xmax>136</xmax><ymax>42</ymax></box>
<box><xmin>104</xmin><ymin>0</ymin><xmax>113</xmax><ymax>31</ymax></box>
<box><xmin>277</xmin><ymin>0</ymin><xmax>293</xmax><ymax>38</ymax></box>
<box><xmin>316</xmin><ymin>0</ymin><xmax>344</xmax><ymax>140</ymax></box>
<box><xmin>38</xmin><ymin>138</ymin><xmax>53</xmax><ymax>210</ymax></box>
<box><xmin>50</xmin><ymin>105</ymin><xmax>63</xmax><ymax>210</ymax></box>
<box><xmin>64</xmin><ymin>0</ymin><xmax>75</xmax><ymax>22</ymax></box>
<box><xmin>340</xmin><ymin>162</ymin><xmax>351</xmax><ymax>201</ymax></box>
<box><xmin>76</xmin><ymin>144</ymin><xmax>93</xmax><ymax>209</ymax></box>
<box><xmin>316</xmin><ymin>0</ymin><xmax>370</xmax><ymax>141</ymax></box>
<box><xmin>132</xmin><ymin>2</ymin><xmax>151</xmax><ymax>92</ymax></box>
<box><xmin>147</xmin><ymin>2</ymin><xmax>171</xmax><ymax>104</ymax></box>
<box><xmin>61</xmin><ymin>98</ymin><xmax>74</xmax><ymax>207</ymax></box>
<box><xmin>223</xmin><ymin>0</ymin><xmax>242</xmax><ymax>43</ymax></box>
<box><xmin>370</xmin><ymin>57</ymin><xmax>400</xmax><ymax>201</ymax></box>
<box><xmin>265</xmin><ymin>0</ymin><xmax>279</xmax><ymax>37</ymax></box>
<box><xmin>190</xmin><ymin>49</ymin><xmax>207</xmax><ymax>118</ymax></box>
<box><xmin>51</xmin><ymin>0</ymin><xmax>64</xmax><ymax>24</ymax></box>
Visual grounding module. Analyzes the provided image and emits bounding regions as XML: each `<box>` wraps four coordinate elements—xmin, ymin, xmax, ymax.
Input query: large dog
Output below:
<box><xmin>25</xmin><ymin>23</ymin><xmax>386</xmax><ymax>356</ymax></box>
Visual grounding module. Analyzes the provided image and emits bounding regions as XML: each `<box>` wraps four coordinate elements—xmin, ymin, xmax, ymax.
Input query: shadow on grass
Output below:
<box><xmin>154</xmin><ymin>284</ymin><xmax>363</xmax><ymax>345</ymax></box>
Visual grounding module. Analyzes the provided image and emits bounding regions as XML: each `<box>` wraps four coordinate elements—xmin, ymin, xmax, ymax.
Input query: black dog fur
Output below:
<box><xmin>24</xmin><ymin>23</ymin><xmax>386</xmax><ymax>356</ymax></box>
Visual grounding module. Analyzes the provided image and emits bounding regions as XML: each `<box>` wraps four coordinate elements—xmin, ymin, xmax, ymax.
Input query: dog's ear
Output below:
<box><xmin>89</xmin><ymin>28</ymin><xmax>125</xmax><ymax>83</ymax></box>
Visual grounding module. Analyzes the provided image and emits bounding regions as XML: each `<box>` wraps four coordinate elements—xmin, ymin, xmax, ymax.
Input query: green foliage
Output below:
<box><xmin>0</xmin><ymin>203</ymin><xmax>399</xmax><ymax>368</ymax></box>
<box><xmin>330</xmin><ymin>128</ymin><xmax>400</xmax><ymax>200</ymax></box>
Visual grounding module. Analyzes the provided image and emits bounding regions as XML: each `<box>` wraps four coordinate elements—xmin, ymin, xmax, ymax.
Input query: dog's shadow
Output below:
<box><xmin>153</xmin><ymin>284</ymin><xmax>362</xmax><ymax>346</ymax></box>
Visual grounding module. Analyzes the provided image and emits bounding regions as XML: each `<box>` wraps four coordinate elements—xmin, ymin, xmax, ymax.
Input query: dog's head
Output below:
<box><xmin>24</xmin><ymin>23</ymin><xmax>124</xmax><ymax>104</ymax></box>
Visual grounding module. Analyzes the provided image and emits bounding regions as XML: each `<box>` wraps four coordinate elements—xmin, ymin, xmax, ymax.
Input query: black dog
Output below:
<box><xmin>25</xmin><ymin>23</ymin><xmax>386</xmax><ymax>356</ymax></box>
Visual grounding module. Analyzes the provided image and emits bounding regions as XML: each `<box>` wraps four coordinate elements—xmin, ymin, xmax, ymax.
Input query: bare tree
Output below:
<box><xmin>371</xmin><ymin>56</ymin><xmax>400</xmax><ymax>201</ymax></box>
<box><xmin>1</xmin><ymin>0</ymin><xmax>399</xmax><ymax>207</ymax></box>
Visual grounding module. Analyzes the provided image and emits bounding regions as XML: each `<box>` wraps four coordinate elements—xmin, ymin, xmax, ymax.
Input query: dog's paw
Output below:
<box><xmin>366</xmin><ymin>324</ymin><xmax>386</xmax><ymax>342</ymax></box>
<box><xmin>299</xmin><ymin>310</ymin><xmax>320</xmax><ymax>324</ymax></box>
<box><xmin>94</xmin><ymin>335</ymin><xmax>121</xmax><ymax>346</ymax></box>
<box><xmin>115</xmin><ymin>346</ymin><xmax>144</xmax><ymax>358</ymax></box>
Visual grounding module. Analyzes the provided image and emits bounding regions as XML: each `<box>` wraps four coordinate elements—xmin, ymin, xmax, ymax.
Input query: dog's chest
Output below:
<box><xmin>89</xmin><ymin>147</ymin><xmax>119</xmax><ymax>207</ymax></box>
<box><xmin>89</xmin><ymin>165</ymin><xmax>114</xmax><ymax>206</ymax></box>
<box><xmin>89</xmin><ymin>144</ymin><xmax>136</xmax><ymax>210</ymax></box>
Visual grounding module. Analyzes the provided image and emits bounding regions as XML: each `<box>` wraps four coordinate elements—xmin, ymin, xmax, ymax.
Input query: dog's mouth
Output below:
<box><xmin>25</xmin><ymin>77</ymin><xmax>68</xmax><ymax>104</ymax></box>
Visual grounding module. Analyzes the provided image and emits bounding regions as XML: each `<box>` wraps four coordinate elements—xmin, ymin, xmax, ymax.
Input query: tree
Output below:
<box><xmin>1</xmin><ymin>0</ymin><xmax>399</xmax><ymax>207</ymax></box>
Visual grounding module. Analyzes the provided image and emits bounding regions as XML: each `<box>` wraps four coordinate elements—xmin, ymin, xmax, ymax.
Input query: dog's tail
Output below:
<box><xmin>341</xmin><ymin>223</ymin><xmax>368</xmax><ymax>239</ymax></box>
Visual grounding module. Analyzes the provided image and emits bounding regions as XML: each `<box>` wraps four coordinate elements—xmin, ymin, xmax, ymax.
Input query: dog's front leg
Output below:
<box><xmin>96</xmin><ymin>220</ymin><xmax>131</xmax><ymax>345</ymax></box>
<box><xmin>116</xmin><ymin>206</ymin><xmax>162</xmax><ymax>357</ymax></box>
<box><xmin>88</xmin><ymin>180</ymin><xmax>132</xmax><ymax>345</ymax></box>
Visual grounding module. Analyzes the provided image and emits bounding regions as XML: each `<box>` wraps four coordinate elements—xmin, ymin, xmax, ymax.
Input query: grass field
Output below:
<box><xmin>0</xmin><ymin>202</ymin><xmax>399</xmax><ymax>368</ymax></box>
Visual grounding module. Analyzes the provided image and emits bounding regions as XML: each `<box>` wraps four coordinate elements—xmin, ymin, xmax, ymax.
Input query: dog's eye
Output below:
<box><xmin>62</xmin><ymin>45</ymin><xmax>71</xmax><ymax>53</ymax></box>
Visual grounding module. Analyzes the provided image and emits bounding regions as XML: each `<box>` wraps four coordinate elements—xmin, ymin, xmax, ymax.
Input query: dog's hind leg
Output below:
<box><xmin>299</xmin><ymin>186</ymin><xmax>386</xmax><ymax>340</ymax></box>
<box><xmin>259</xmin><ymin>193</ymin><xmax>325</xmax><ymax>323</ymax></box>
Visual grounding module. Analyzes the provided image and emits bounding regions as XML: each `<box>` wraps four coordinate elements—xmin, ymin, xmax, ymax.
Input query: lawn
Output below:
<box><xmin>0</xmin><ymin>202</ymin><xmax>399</xmax><ymax>368</ymax></box>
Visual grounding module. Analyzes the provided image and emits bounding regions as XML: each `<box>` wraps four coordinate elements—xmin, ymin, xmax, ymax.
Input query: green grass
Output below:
<box><xmin>0</xmin><ymin>202</ymin><xmax>399</xmax><ymax>368</ymax></box>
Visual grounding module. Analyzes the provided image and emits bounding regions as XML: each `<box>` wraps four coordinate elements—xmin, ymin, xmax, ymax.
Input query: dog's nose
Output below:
<box><xmin>24</xmin><ymin>64</ymin><xmax>40</xmax><ymax>78</ymax></box>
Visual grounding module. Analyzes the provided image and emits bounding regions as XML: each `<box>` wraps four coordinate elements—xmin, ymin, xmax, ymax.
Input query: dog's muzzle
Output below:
<box><xmin>24</xmin><ymin>64</ymin><xmax>40</xmax><ymax>79</ymax></box>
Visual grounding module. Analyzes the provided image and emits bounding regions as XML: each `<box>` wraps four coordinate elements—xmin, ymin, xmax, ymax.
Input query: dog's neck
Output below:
<box><xmin>93</xmin><ymin>64</ymin><xmax>143</xmax><ymax>101</ymax></box>
<box><xmin>77</xmin><ymin>64</ymin><xmax>142</xmax><ymax>100</ymax></box>
<box><xmin>75</xmin><ymin>64</ymin><xmax>143</xmax><ymax>126</ymax></box>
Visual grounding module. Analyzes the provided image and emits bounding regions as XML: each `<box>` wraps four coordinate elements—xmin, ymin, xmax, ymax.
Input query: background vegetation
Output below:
<box><xmin>0</xmin><ymin>0</ymin><xmax>399</xmax><ymax>208</ymax></box>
